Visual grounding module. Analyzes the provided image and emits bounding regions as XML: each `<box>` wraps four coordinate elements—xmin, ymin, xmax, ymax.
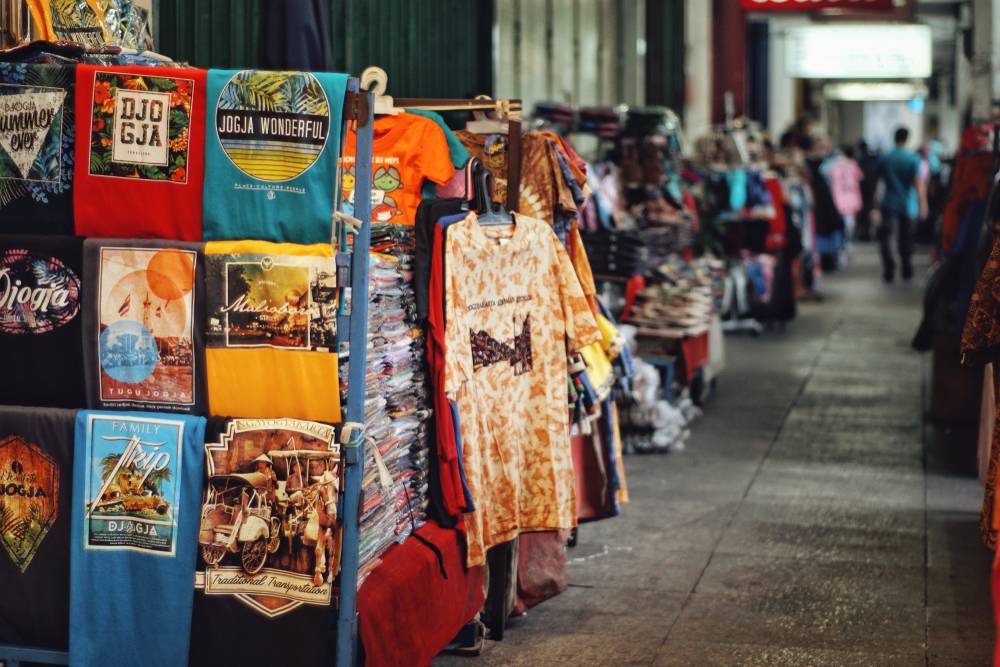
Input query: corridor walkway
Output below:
<box><xmin>435</xmin><ymin>245</ymin><xmax>995</xmax><ymax>666</ymax></box>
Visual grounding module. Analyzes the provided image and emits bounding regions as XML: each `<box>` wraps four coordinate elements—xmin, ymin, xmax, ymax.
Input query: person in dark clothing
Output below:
<box><xmin>857</xmin><ymin>140</ymin><xmax>881</xmax><ymax>241</ymax></box>
<box><xmin>874</xmin><ymin>126</ymin><xmax>928</xmax><ymax>283</ymax></box>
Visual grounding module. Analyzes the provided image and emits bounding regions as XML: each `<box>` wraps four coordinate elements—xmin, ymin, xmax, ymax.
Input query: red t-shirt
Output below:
<box><xmin>74</xmin><ymin>65</ymin><xmax>206</xmax><ymax>241</ymax></box>
<box><xmin>428</xmin><ymin>224</ymin><xmax>468</xmax><ymax>518</ymax></box>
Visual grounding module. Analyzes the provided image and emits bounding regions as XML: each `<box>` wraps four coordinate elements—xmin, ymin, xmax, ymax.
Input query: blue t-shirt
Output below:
<box><xmin>70</xmin><ymin>410</ymin><xmax>206</xmax><ymax>667</ymax></box>
<box><xmin>202</xmin><ymin>69</ymin><xmax>348</xmax><ymax>244</ymax></box>
<box><xmin>879</xmin><ymin>147</ymin><xmax>920</xmax><ymax>216</ymax></box>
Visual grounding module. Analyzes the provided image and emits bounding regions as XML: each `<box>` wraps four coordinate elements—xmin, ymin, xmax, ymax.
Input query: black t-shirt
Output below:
<box><xmin>189</xmin><ymin>417</ymin><xmax>339</xmax><ymax>667</ymax></box>
<box><xmin>81</xmin><ymin>238</ymin><xmax>207</xmax><ymax>415</ymax></box>
<box><xmin>0</xmin><ymin>405</ymin><xmax>76</xmax><ymax>650</ymax></box>
<box><xmin>0</xmin><ymin>64</ymin><xmax>75</xmax><ymax>235</ymax></box>
<box><xmin>414</xmin><ymin>198</ymin><xmax>465</xmax><ymax>324</ymax></box>
<box><xmin>0</xmin><ymin>234</ymin><xmax>85</xmax><ymax>408</ymax></box>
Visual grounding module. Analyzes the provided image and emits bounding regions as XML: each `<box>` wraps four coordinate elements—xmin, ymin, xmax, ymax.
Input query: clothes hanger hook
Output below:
<box><xmin>360</xmin><ymin>66</ymin><xmax>388</xmax><ymax>97</ymax></box>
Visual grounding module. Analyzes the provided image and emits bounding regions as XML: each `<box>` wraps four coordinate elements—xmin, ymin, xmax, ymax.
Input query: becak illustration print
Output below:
<box><xmin>195</xmin><ymin>419</ymin><xmax>341</xmax><ymax>617</ymax></box>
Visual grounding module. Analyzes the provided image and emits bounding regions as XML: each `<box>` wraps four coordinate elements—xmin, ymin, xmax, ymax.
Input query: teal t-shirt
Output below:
<box><xmin>879</xmin><ymin>147</ymin><xmax>920</xmax><ymax>216</ymax></box>
<box><xmin>202</xmin><ymin>69</ymin><xmax>348</xmax><ymax>243</ymax></box>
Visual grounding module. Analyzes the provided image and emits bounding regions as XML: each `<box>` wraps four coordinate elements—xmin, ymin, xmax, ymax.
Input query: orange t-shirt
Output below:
<box><xmin>341</xmin><ymin>113</ymin><xmax>454</xmax><ymax>225</ymax></box>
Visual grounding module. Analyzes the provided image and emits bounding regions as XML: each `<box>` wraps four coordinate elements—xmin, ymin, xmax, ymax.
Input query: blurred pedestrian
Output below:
<box><xmin>873</xmin><ymin>126</ymin><xmax>927</xmax><ymax>283</ymax></box>
<box><xmin>828</xmin><ymin>145</ymin><xmax>864</xmax><ymax>264</ymax></box>
<box><xmin>857</xmin><ymin>140</ymin><xmax>880</xmax><ymax>241</ymax></box>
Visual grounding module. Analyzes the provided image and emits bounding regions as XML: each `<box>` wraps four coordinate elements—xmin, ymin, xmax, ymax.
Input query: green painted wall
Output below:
<box><xmin>154</xmin><ymin>0</ymin><xmax>493</xmax><ymax>98</ymax></box>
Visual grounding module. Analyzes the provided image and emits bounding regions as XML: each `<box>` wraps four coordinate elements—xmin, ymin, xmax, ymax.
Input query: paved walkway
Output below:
<box><xmin>434</xmin><ymin>244</ymin><xmax>994</xmax><ymax>666</ymax></box>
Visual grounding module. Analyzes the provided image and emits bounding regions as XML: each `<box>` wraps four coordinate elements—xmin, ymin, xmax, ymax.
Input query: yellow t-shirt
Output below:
<box><xmin>204</xmin><ymin>240</ymin><xmax>340</xmax><ymax>422</ymax></box>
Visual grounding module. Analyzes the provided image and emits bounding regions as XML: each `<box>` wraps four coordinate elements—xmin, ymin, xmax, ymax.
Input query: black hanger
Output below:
<box><xmin>473</xmin><ymin>162</ymin><xmax>514</xmax><ymax>227</ymax></box>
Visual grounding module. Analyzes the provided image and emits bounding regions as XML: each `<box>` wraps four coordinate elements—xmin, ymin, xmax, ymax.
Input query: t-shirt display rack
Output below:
<box><xmin>0</xmin><ymin>81</ymin><xmax>377</xmax><ymax>667</ymax></box>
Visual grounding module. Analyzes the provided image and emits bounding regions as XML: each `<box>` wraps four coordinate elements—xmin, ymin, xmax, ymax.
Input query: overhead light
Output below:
<box><xmin>786</xmin><ymin>23</ymin><xmax>933</xmax><ymax>79</ymax></box>
<box><xmin>823</xmin><ymin>82</ymin><xmax>929</xmax><ymax>100</ymax></box>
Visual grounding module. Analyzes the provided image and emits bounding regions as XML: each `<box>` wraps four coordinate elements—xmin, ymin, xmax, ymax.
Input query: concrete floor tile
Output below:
<box><xmin>652</xmin><ymin>640</ymin><xmax>924</xmax><ymax>667</ymax></box>
<box><xmin>670</xmin><ymin>591</ymin><xmax>925</xmax><ymax>653</ymax></box>
<box><xmin>693</xmin><ymin>553</ymin><xmax>925</xmax><ymax>608</ymax></box>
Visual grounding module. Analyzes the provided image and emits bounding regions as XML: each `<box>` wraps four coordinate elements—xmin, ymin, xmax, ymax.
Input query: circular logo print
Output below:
<box><xmin>215</xmin><ymin>70</ymin><xmax>330</xmax><ymax>182</ymax></box>
<box><xmin>99</xmin><ymin>320</ymin><xmax>159</xmax><ymax>383</ymax></box>
<box><xmin>0</xmin><ymin>249</ymin><xmax>81</xmax><ymax>335</ymax></box>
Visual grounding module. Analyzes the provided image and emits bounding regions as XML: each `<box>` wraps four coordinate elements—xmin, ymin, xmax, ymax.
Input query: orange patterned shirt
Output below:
<box><xmin>444</xmin><ymin>213</ymin><xmax>600</xmax><ymax>566</ymax></box>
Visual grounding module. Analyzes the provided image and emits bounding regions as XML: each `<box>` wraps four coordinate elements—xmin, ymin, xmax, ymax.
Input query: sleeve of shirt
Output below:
<box><xmin>443</xmin><ymin>230</ymin><xmax>474</xmax><ymax>400</ymax></box>
<box><xmin>419</xmin><ymin>121</ymin><xmax>458</xmax><ymax>186</ymax></box>
<box><xmin>552</xmin><ymin>230</ymin><xmax>601</xmax><ymax>352</ymax></box>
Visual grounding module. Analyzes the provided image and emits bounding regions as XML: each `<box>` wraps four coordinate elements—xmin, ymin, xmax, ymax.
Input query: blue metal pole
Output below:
<box><xmin>336</xmin><ymin>78</ymin><xmax>373</xmax><ymax>667</ymax></box>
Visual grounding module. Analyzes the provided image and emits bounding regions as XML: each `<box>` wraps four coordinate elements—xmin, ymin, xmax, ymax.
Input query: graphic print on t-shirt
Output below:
<box><xmin>214</xmin><ymin>70</ymin><xmax>330</xmax><ymax>182</ymax></box>
<box><xmin>195</xmin><ymin>419</ymin><xmax>341</xmax><ymax>617</ymax></box>
<box><xmin>206</xmin><ymin>252</ymin><xmax>336</xmax><ymax>352</ymax></box>
<box><xmin>87</xmin><ymin>71</ymin><xmax>193</xmax><ymax>183</ymax></box>
<box><xmin>97</xmin><ymin>247</ymin><xmax>197</xmax><ymax>406</ymax></box>
<box><xmin>0</xmin><ymin>435</ymin><xmax>59</xmax><ymax>573</ymax></box>
<box><xmin>470</xmin><ymin>313</ymin><xmax>533</xmax><ymax>375</ymax></box>
<box><xmin>0</xmin><ymin>83</ymin><xmax>66</xmax><ymax>182</ymax></box>
<box><xmin>339</xmin><ymin>157</ymin><xmax>405</xmax><ymax>224</ymax></box>
<box><xmin>82</xmin><ymin>413</ymin><xmax>183</xmax><ymax>555</ymax></box>
<box><xmin>0</xmin><ymin>248</ymin><xmax>81</xmax><ymax>335</ymax></box>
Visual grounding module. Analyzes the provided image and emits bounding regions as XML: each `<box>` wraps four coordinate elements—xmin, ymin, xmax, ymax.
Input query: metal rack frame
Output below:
<box><xmin>0</xmin><ymin>79</ymin><xmax>376</xmax><ymax>667</ymax></box>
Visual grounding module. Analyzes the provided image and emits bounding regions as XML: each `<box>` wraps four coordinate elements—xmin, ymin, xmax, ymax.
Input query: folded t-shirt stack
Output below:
<box><xmin>580</xmin><ymin>228</ymin><xmax>651</xmax><ymax>277</ymax></box>
<box><xmin>356</xmin><ymin>225</ymin><xmax>432</xmax><ymax>585</ymax></box>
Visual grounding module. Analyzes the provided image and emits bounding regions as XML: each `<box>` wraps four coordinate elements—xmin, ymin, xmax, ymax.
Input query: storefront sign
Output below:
<box><xmin>785</xmin><ymin>24</ymin><xmax>932</xmax><ymax>79</ymax></box>
<box><xmin>741</xmin><ymin>0</ymin><xmax>895</xmax><ymax>10</ymax></box>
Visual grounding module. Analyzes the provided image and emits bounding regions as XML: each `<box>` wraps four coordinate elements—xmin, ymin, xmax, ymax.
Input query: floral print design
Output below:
<box><xmin>88</xmin><ymin>71</ymin><xmax>192</xmax><ymax>182</ymax></box>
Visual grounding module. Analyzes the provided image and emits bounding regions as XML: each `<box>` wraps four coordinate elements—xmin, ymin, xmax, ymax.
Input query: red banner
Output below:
<box><xmin>740</xmin><ymin>0</ymin><xmax>895</xmax><ymax>11</ymax></box>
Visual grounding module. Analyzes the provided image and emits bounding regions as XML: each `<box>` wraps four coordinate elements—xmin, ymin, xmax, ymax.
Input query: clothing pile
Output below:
<box><xmin>358</xmin><ymin>226</ymin><xmax>433</xmax><ymax>583</ymax></box>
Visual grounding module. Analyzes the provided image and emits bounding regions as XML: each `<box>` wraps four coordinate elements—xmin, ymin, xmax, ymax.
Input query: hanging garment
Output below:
<box><xmin>0</xmin><ymin>406</ymin><xmax>76</xmax><ymax>651</ymax></box>
<box><xmin>341</xmin><ymin>113</ymin><xmax>455</xmax><ymax>225</ymax></box>
<box><xmin>74</xmin><ymin>64</ymin><xmax>207</xmax><ymax>241</ymax></box>
<box><xmin>942</xmin><ymin>152</ymin><xmax>992</xmax><ymax>255</ymax></box>
<box><xmin>981</xmin><ymin>364</ymin><xmax>996</xmax><ymax>485</ymax></box>
<box><xmin>444</xmin><ymin>214</ymin><xmax>600</xmax><ymax>567</ymax></box>
<box><xmin>204</xmin><ymin>240</ymin><xmax>340</xmax><ymax>422</ymax></box>
<box><xmin>426</xmin><ymin>212</ymin><xmax>474</xmax><ymax>521</ymax></box>
<box><xmin>0</xmin><ymin>234</ymin><xmax>85</xmax><ymax>408</ymax></box>
<box><xmin>405</xmin><ymin>109</ymin><xmax>470</xmax><ymax>199</ymax></box>
<box><xmin>456</xmin><ymin>130</ymin><xmax>578</xmax><ymax>225</ymax></box>
<box><xmin>259</xmin><ymin>0</ymin><xmax>331</xmax><ymax>71</ymax></box>
<box><xmin>203</xmin><ymin>69</ymin><xmax>348</xmax><ymax>244</ymax></box>
<box><xmin>69</xmin><ymin>410</ymin><xmax>205</xmax><ymax>667</ymax></box>
<box><xmin>189</xmin><ymin>417</ymin><xmax>340</xmax><ymax>667</ymax></box>
<box><xmin>0</xmin><ymin>63</ymin><xmax>75</xmax><ymax>234</ymax></box>
<box><xmin>82</xmin><ymin>239</ymin><xmax>206</xmax><ymax>414</ymax></box>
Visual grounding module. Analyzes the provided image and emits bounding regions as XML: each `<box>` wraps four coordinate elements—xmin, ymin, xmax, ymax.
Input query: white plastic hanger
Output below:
<box><xmin>465</xmin><ymin>95</ymin><xmax>510</xmax><ymax>134</ymax></box>
<box><xmin>360</xmin><ymin>66</ymin><xmax>401</xmax><ymax>116</ymax></box>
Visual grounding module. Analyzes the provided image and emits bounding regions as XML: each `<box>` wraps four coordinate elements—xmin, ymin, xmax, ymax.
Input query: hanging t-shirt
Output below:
<box><xmin>189</xmin><ymin>417</ymin><xmax>341</xmax><ymax>667</ymax></box>
<box><xmin>443</xmin><ymin>214</ymin><xmax>600</xmax><ymax>567</ymax></box>
<box><xmin>456</xmin><ymin>130</ymin><xmax>577</xmax><ymax>225</ymax></box>
<box><xmin>69</xmin><ymin>410</ymin><xmax>206</xmax><ymax>667</ymax></box>
<box><xmin>204</xmin><ymin>240</ymin><xmax>340</xmax><ymax>422</ymax></box>
<box><xmin>202</xmin><ymin>69</ymin><xmax>348</xmax><ymax>244</ymax></box>
<box><xmin>0</xmin><ymin>405</ymin><xmax>75</xmax><ymax>651</ymax></box>
<box><xmin>341</xmin><ymin>112</ymin><xmax>454</xmax><ymax>225</ymax></box>
<box><xmin>74</xmin><ymin>64</ymin><xmax>206</xmax><ymax>241</ymax></box>
<box><xmin>82</xmin><ymin>239</ymin><xmax>207</xmax><ymax>414</ymax></box>
<box><xmin>0</xmin><ymin>63</ymin><xmax>75</xmax><ymax>234</ymax></box>
<box><xmin>0</xmin><ymin>234</ymin><xmax>84</xmax><ymax>408</ymax></box>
